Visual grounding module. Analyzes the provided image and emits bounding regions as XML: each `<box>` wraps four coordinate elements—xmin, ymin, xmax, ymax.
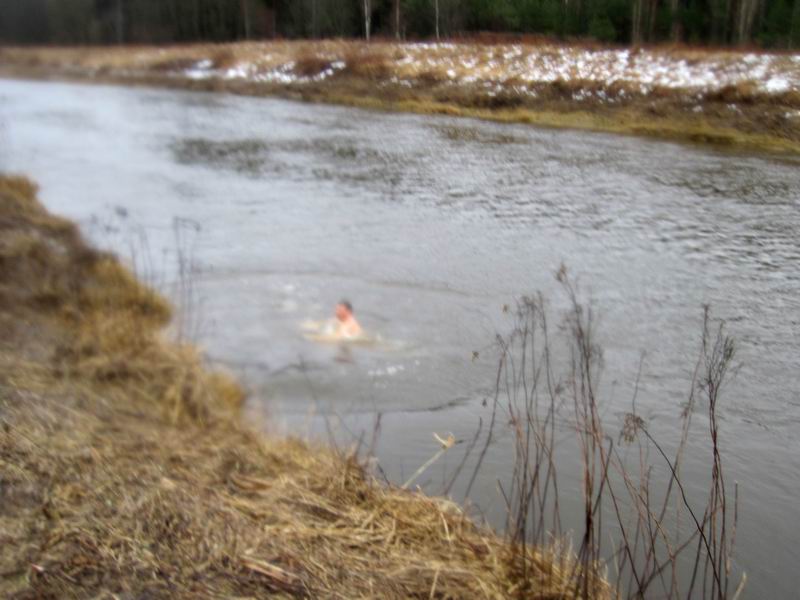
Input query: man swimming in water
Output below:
<box><xmin>334</xmin><ymin>300</ymin><xmax>363</xmax><ymax>340</ymax></box>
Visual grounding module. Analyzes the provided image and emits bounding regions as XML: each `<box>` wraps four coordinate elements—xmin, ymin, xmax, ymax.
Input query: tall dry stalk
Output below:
<box><xmin>466</xmin><ymin>267</ymin><xmax>742</xmax><ymax>598</ymax></box>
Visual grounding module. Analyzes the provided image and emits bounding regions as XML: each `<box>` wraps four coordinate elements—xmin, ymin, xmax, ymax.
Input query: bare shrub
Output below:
<box><xmin>340</xmin><ymin>46</ymin><xmax>393</xmax><ymax>79</ymax></box>
<box><xmin>293</xmin><ymin>52</ymin><xmax>334</xmax><ymax>77</ymax></box>
<box><xmin>210</xmin><ymin>46</ymin><xmax>238</xmax><ymax>70</ymax></box>
<box><xmin>466</xmin><ymin>267</ymin><xmax>742</xmax><ymax>599</ymax></box>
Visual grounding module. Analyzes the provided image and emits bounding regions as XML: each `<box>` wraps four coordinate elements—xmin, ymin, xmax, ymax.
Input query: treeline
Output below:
<box><xmin>1</xmin><ymin>0</ymin><xmax>798</xmax><ymax>48</ymax></box>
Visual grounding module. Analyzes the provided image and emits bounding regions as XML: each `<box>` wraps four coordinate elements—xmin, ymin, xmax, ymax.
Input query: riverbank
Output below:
<box><xmin>0</xmin><ymin>174</ymin><xmax>605</xmax><ymax>597</ymax></box>
<box><xmin>1</xmin><ymin>40</ymin><xmax>799</xmax><ymax>154</ymax></box>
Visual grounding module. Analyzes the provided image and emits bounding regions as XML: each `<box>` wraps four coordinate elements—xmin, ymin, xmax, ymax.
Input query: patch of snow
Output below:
<box><xmin>224</xmin><ymin>63</ymin><xmax>252</xmax><ymax>80</ymax></box>
<box><xmin>764</xmin><ymin>76</ymin><xmax>790</xmax><ymax>93</ymax></box>
<box><xmin>184</xmin><ymin>59</ymin><xmax>214</xmax><ymax>80</ymax></box>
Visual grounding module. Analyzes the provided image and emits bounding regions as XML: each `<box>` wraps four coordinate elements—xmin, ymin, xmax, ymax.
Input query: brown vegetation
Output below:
<box><xmin>0</xmin><ymin>175</ymin><xmax>601</xmax><ymax>598</ymax></box>
<box><xmin>1</xmin><ymin>40</ymin><xmax>799</xmax><ymax>154</ymax></box>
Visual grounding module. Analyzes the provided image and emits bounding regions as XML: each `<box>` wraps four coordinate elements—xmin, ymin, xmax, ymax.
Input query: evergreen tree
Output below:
<box><xmin>0</xmin><ymin>0</ymin><xmax>798</xmax><ymax>47</ymax></box>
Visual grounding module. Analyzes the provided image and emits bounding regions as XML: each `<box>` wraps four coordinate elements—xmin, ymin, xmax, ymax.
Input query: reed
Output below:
<box><xmin>464</xmin><ymin>267</ymin><xmax>743</xmax><ymax>598</ymax></box>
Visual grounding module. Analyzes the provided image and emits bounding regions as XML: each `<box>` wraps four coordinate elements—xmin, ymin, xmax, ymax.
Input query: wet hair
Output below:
<box><xmin>338</xmin><ymin>299</ymin><xmax>353</xmax><ymax>313</ymax></box>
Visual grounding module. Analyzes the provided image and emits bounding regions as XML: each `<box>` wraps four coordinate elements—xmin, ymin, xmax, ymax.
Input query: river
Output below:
<box><xmin>1</xmin><ymin>77</ymin><xmax>798</xmax><ymax>598</ymax></box>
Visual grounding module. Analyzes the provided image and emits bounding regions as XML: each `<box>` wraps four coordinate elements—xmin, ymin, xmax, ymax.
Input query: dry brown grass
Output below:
<box><xmin>0</xmin><ymin>174</ymin><xmax>604</xmax><ymax>598</ymax></box>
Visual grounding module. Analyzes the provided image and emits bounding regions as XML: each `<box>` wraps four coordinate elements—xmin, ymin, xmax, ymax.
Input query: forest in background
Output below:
<box><xmin>0</xmin><ymin>0</ymin><xmax>798</xmax><ymax>49</ymax></box>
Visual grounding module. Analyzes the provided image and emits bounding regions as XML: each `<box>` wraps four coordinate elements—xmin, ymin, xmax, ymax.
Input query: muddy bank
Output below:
<box><xmin>1</xmin><ymin>40</ymin><xmax>799</xmax><ymax>154</ymax></box>
<box><xmin>0</xmin><ymin>174</ymin><xmax>606</xmax><ymax>598</ymax></box>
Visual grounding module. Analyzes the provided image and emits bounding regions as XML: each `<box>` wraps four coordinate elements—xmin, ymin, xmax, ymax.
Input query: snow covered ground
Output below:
<box><xmin>176</xmin><ymin>42</ymin><xmax>800</xmax><ymax>100</ymax></box>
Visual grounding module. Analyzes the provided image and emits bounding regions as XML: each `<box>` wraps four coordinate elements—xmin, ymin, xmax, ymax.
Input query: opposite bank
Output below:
<box><xmin>1</xmin><ymin>40</ymin><xmax>799</xmax><ymax>154</ymax></box>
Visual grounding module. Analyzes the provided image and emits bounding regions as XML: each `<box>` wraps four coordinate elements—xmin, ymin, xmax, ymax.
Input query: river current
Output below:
<box><xmin>2</xmin><ymin>78</ymin><xmax>798</xmax><ymax>597</ymax></box>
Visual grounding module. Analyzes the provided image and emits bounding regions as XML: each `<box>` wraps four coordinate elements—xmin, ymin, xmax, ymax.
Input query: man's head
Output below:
<box><xmin>335</xmin><ymin>300</ymin><xmax>353</xmax><ymax>322</ymax></box>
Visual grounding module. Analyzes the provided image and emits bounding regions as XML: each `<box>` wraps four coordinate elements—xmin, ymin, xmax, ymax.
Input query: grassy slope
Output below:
<box><xmin>1</xmin><ymin>41</ymin><xmax>799</xmax><ymax>155</ymax></box>
<box><xmin>0</xmin><ymin>175</ymin><xmax>604</xmax><ymax>598</ymax></box>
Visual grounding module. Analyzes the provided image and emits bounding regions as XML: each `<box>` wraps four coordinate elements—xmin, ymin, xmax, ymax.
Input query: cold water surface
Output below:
<box><xmin>2</xmin><ymin>78</ymin><xmax>799</xmax><ymax>598</ymax></box>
